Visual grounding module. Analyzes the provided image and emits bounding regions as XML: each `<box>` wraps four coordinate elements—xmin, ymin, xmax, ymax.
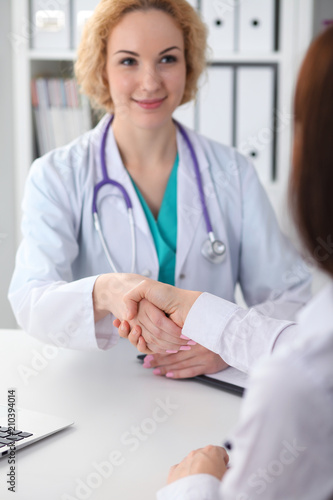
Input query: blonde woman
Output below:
<box><xmin>9</xmin><ymin>0</ymin><xmax>310</xmax><ymax>377</ymax></box>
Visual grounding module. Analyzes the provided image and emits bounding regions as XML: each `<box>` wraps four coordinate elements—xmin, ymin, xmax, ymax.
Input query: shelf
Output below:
<box><xmin>29</xmin><ymin>50</ymin><xmax>77</xmax><ymax>61</ymax></box>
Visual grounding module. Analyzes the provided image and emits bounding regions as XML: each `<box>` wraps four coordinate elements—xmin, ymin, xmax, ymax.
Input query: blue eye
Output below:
<box><xmin>161</xmin><ymin>55</ymin><xmax>177</xmax><ymax>64</ymax></box>
<box><xmin>121</xmin><ymin>58</ymin><xmax>137</xmax><ymax>66</ymax></box>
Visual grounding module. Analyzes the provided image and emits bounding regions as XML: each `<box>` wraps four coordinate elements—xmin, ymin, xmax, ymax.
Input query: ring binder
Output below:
<box><xmin>31</xmin><ymin>0</ymin><xmax>71</xmax><ymax>50</ymax></box>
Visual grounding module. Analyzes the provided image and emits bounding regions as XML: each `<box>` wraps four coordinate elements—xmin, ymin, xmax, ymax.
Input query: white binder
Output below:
<box><xmin>173</xmin><ymin>101</ymin><xmax>196</xmax><ymax>130</ymax></box>
<box><xmin>235</xmin><ymin>66</ymin><xmax>275</xmax><ymax>185</ymax></box>
<box><xmin>198</xmin><ymin>66</ymin><xmax>233</xmax><ymax>146</ymax></box>
<box><xmin>201</xmin><ymin>0</ymin><xmax>236</xmax><ymax>56</ymax></box>
<box><xmin>31</xmin><ymin>0</ymin><xmax>71</xmax><ymax>50</ymax></box>
<box><xmin>238</xmin><ymin>0</ymin><xmax>275</xmax><ymax>52</ymax></box>
<box><xmin>73</xmin><ymin>0</ymin><xmax>100</xmax><ymax>49</ymax></box>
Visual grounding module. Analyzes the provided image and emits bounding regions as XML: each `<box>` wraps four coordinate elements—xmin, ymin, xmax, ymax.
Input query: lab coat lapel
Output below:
<box><xmin>101</xmin><ymin>120</ymin><xmax>154</xmax><ymax>240</ymax></box>
<box><xmin>176</xmin><ymin>127</ymin><xmax>209</xmax><ymax>276</ymax></box>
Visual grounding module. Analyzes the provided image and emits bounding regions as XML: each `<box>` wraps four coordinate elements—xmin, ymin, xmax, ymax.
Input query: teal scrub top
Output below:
<box><xmin>130</xmin><ymin>155</ymin><xmax>179</xmax><ymax>285</ymax></box>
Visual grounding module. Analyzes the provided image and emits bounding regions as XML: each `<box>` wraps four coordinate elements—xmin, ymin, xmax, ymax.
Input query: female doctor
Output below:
<box><xmin>9</xmin><ymin>0</ymin><xmax>311</xmax><ymax>375</ymax></box>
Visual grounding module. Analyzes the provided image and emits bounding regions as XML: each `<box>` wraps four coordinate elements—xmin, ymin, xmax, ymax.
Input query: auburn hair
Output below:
<box><xmin>290</xmin><ymin>26</ymin><xmax>333</xmax><ymax>277</ymax></box>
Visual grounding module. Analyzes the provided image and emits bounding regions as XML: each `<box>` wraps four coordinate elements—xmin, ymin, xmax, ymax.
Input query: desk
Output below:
<box><xmin>0</xmin><ymin>330</ymin><xmax>242</xmax><ymax>500</ymax></box>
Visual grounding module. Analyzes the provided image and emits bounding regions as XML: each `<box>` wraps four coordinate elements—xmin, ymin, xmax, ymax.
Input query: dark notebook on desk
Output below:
<box><xmin>137</xmin><ymin>356</ymin><xmax>247</xmax><ymax>397</ymax></box>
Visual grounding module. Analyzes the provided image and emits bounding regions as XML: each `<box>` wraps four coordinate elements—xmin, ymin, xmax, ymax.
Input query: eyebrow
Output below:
<box><xmin>114</xmin><ymin>46</ymin><xmax>182</xmax><ymax>56</ymax></box>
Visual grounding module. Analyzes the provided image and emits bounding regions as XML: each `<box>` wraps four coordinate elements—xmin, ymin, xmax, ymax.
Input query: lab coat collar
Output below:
<box><xmin>94</xmin><ymin>114</ymin><xmax>154</xmax><ymax>241</ymax></box>
<box><xmin>175</xmin><ymin>124</ymin><xmax>210</xmax><ymax>175</ymax></box>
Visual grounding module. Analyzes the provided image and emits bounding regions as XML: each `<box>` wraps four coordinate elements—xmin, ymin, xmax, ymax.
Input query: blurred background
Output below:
<box><xmin>1</xmin><ymin>0</ymin><xmax>332</xmax><ymax>328</ymax></box>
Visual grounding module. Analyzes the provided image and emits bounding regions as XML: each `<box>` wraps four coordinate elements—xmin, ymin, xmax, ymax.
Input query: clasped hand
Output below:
<box><xmin>93</xmin><ymin>274</ymin><xmax>188</xmax><ymax>354</ymax></box>
<box><xmin>167</xmin><ymin>445</ymin><xmax>229</xmax><ymax>484</ymax></box>
<box><xmin>113</xmin><ymin>278</ymin><xmax>228</xmax><ymax>377</ymax></box>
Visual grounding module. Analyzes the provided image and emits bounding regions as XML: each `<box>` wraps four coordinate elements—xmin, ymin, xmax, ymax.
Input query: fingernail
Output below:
<box><xmin>166</xmin><ymin>350</ymin><xmax>178</xmax><ymax>354</ymax></box>
<box><xmin>153</xmin><ymin>368</ymin><xmax>161</xmax><ymax>375</ymax></box>
<box><xmin>143</xmin><ymin>355</ymin><xmax>154</xmax><ymax>369</ymax></box>
<box><xmin>180</xmin><ymin>335</ymin><xmax>190</xmax><ymax>340</ymax></box>
<box><xmin>187</xmin><ymin>341</ymin><xmax>197</xmax><ymax>346</ymax></box>
<box><xmin>180</xmin><ymin>346</ymin><xmax>191</xmax><ymax>351</ymax></box>
<box><xmin>166</xmin><ymin>372</ymin><xmax>174</xmax><ymax>378</ymax></box>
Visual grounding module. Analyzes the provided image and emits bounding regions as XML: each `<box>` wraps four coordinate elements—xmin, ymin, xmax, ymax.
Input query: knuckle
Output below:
<box><xmin>152</xmin><ymin>313</ymin><xmax>164</xmax><ymax>329</ymax></box>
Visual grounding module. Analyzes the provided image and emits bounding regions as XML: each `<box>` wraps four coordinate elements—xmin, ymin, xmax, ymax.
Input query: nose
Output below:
<box><xmin>140</xmin><ymin>64</ymin><xmax>162</xmax><ymax>93</ymax></box>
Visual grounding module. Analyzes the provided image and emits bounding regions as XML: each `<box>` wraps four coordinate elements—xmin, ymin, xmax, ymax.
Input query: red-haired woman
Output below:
<box><xmin>123</xmin><ymin>26</ymin><xmax>333</xmax><ymax>500</ymax></box>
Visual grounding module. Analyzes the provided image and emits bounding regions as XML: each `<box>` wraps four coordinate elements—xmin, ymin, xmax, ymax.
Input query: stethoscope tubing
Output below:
<box><xmin>92</xmin><ymin>115</ymin><xmax>225</xmax><ymax>272</ymax></box>
<box><xmin>176</xmin><ymin>122</ymin><xmax>213</xmax><ymax>235</ymax></box>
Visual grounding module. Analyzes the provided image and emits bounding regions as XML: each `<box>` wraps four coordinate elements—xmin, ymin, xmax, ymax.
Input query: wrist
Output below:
<box><xmin>93</xmin><ymin>274</ymin><xmax>118</xmax><ymax>322</ymax></box>
<box><xmin>177</xmin><ymin>290</ymin><xmax>202</xmax><ymax>327</ymax></box>
<box><xmin>93</xmin><ymin>273</ymin><xmax>143</xmax><ymax>323</ymax></box>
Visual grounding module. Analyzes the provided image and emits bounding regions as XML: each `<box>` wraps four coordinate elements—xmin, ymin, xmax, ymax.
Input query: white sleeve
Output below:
<box><xmin>157</xmin><ymin>474</ymin><xmax>221</xmax><ymax>500</ymax></box>
<box><xmin>182</xmin><ymin>293</ymin><xmax>296</xmax><ymax>372</ymax></box>
<box><xmin>218</xmin><ymin>355</ymin><xmax>330</xmax><ymax>500</ymax></box>
<box><xmin>181</xmin><ymin>152</ymin><xmax>312</xmax><ymax>371</ymax></box>
<box><xmin>8</xmin><ymin>155</ymin><xmax>118</xmax><ymax>351</ymax></box>
<box><xmin>158</xmin><ymin>354</ymin><xmax>330</xmax><ymax>500</ymax></box>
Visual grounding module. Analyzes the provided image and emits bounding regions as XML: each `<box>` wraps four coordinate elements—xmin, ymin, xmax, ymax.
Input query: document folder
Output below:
<box><xmin>235</xmin><ymin>65</ymin><xmax>275</xmax><ymax>185</ymax></box>
<box><xmin>238</xmin><ymin>0</ymin><xmax>275</xmax><ymax>52</ymax></box>
<box><xmin>72</xmin><ymin>0</ymin><xmax>100</xmax><ymax>48</ymax></box>
<box><xmin>199</xmin><ymin>66</ymin><xmax>234</xmax><ymax>147</ymax></box>
<box><xmin>201</xmin><ymin>0</ymin><xmax>236</xmax><ymax>55</ymax></box>
<box><xmin>31</xmin><ymin>0</ymin><xmax>71</xmax><ymax>50</ymax></box>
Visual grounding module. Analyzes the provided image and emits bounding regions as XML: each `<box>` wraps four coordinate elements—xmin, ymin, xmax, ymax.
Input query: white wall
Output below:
<box><xmin>0</xmin><ymin>0</ymin><xmax>17</xmax><ymax>328</ymax></box>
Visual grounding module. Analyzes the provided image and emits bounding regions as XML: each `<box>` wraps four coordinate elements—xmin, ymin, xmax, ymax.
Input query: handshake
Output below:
<box><xmin>92</xmin><ymin>274</ymin><xmax>228</xmax><ymax>379</ymax></box>
<box><xmin>113</xmin><ymin>278</ymin><xmax>202</xmax><ymax>355</ymax></box>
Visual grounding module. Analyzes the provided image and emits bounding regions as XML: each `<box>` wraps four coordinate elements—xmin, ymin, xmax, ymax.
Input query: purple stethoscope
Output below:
<box><xmin>93</xmin><ymin>115</ymin><xmax>226</xmax><ymax>273</ymax></box>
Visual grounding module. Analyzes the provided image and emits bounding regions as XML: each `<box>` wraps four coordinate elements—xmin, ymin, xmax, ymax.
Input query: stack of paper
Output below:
<box><xmin>31</xmin><ymin>77</ymin><xmax>92</xmax><ymax>156</ymax></box>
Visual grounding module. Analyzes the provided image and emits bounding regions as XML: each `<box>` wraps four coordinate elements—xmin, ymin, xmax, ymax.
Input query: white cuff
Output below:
<box><xmin>182</xmin><ymin>293</ymin><xmax>294</xmax><ymax>373</ymax></box>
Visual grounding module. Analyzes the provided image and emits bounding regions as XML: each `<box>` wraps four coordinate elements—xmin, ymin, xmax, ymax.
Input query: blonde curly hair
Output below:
<box><xmin>75</xmin><ymin>0</ymin><xmax>207</xmax><ymax>113</ymax></box>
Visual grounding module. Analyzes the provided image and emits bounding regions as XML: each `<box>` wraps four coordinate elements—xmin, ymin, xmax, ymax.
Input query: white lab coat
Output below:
<box><xmin>9</xmin><ymin>114</ymin><xmax>311</xmax><ymax>358</ymax></box>
<box><xmin>157</xmin><ymin>282</ymin><xmax>333</xmax><ymax>500</ymax></box>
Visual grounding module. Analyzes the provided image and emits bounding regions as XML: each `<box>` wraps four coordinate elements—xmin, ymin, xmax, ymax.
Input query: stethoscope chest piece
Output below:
<box><xmin>201</xmin><ymin>238</ymin><xmax>226</xmax><ymax>264</ymax></box>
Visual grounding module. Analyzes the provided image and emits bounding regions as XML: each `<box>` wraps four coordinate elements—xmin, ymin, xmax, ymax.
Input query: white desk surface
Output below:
<box><xmin>0</xmin><ymin>329</ymin><xmax>242</xmax><ymax>500</ymax></box>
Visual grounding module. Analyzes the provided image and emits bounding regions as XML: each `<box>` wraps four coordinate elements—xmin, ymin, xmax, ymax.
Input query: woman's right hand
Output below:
<box><xmin>93</xmin><ymin>274</ymin><xmax>187</xmax><ymax>354</ymax></box>
<box><xmin>167</xmin><ymin>445</ymin><xmax>229</xmax><ymax>484</ymax></box>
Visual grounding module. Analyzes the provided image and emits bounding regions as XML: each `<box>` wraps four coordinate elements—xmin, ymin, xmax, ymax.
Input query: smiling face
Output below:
<box><xmin>105</xmin><ymin>9</ymin><xmax>187</xmax><ymax>130</ymax></box>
